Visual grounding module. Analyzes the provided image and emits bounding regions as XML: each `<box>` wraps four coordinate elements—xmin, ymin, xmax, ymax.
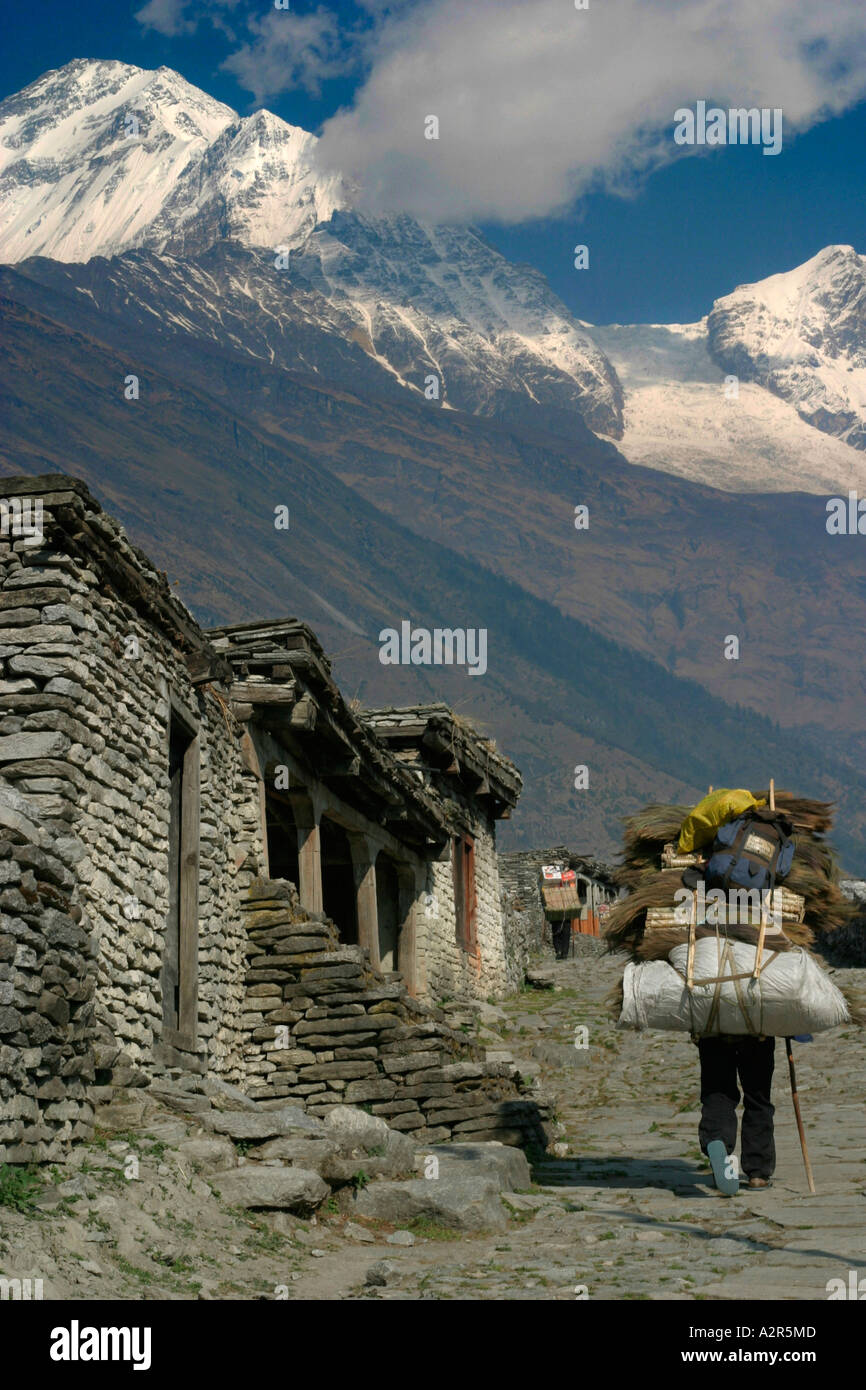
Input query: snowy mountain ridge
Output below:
<box><xmin>0</xmin><ymin>58</ymin><xmax>622</xmax><ymax>437</ymax></box>
<box><xmin>2</xmin><ymin>60</ymin><xmax>866</xmax><ymax>484</ymax></box>
<box><xmin>586</xmin><ymin>246</ymin><xmax>866</xmax><ymax>491</ymax></box>
<box><xmin>708</xmin><ymin>245</ymin><xmax>866</xmax><ymax>451</ymax></box>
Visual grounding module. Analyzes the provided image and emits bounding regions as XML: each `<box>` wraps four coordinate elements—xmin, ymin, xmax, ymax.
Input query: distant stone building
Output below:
<box><xmin>498</xmin><ymin>845</ymin><xmax>619</xmax><ymax>957</ymax></box>
<box><xmin>0</xmin><ymin>476</ymin><xmax>538</xmax><ymax>1163</ymax></box>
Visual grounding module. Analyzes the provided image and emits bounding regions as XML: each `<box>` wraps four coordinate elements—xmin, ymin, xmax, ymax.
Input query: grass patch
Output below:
<box><xmin>407</xmin><ymin>1216</ymin><xmax>461</xmax><ymax>1242</ymax></box>
<box><xmin>115</xmin><ymin>1255</ymin><xmax>155</xmax><ymax>1286</ymax></box>
<box><xmin>502</xmin><ymin>1200</ymin><xmax>534</xmax><ymax>1225</ymax></box>
<box><xmin>0</xmin><ymin>1163</ymin><xmax>43</xmax><ymax>1214</ymax></box>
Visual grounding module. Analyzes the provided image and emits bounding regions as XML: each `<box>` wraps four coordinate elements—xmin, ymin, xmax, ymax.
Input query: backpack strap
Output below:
<box><xmin>753</xmin><ymin>876</ymin><xmax>769</xmax><ymax>978</ymax></box>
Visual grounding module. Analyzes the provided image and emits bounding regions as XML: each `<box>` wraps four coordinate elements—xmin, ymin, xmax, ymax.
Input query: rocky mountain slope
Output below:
<box><xmin>2</xmin><ymin>59</ymin><xmax>866</xmax><ymax>864</ymax></box>
<box><xmin>2</xmin><ymin>286</ymin><xmax>866</xmax><ymax>865</ymax></box>
<box><xmin>4</xmin><ymin>59</ymin><xmax>866</xmax><ymax>474</ymax></box>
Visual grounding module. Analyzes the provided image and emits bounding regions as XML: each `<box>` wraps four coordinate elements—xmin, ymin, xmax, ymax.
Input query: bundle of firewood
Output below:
<box><xmin>605</xmin><ymin>789</ymin><xmax>856</xmax><ymax>964</ymax></box>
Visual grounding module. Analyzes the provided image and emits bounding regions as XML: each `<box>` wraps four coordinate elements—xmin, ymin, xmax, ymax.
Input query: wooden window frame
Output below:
<box><xmin>452</xmin><ymin>832</ymin><xmax>477</xmax><ymax>954</ymax></box>
<box><xmin>162</xmin><ymin>698</ymin><xmax>200</xmax><ymax>1053</ymax></box>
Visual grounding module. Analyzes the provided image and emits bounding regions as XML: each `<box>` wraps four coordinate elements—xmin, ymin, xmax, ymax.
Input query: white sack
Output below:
<box><xmin>618</xmin><ymin>938</ymin><xmax>849</xmax><ymax>1036</ymax></box>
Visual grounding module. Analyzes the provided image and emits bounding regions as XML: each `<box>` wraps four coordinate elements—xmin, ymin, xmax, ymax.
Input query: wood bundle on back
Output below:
<box><xmin>606</xmin><ymin>791</ymin><xmax>856</xmax><ymax>964</ymax></box>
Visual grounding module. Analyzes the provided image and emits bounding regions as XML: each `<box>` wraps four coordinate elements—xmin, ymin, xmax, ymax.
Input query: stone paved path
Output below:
<box><xmin>316</xmin><ymin>949</ymin><xmax>866</xmax><ymax>1300</ymax></box>
<box><xmin>5</xmin><ymin>948</ymin><xmax>862</xmax><ymax>1302</ymax></box>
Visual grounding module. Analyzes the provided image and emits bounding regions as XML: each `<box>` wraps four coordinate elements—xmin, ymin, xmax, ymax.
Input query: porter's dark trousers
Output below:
<box><xmin>551</xmin><ymin>921</ymin><xmax>571</xmax><ymax>959</ymax></box>
<box><xmin>698</xmin><ymin>1036</ymin><xmax>776</xmax><ymax>1179</ymax></box>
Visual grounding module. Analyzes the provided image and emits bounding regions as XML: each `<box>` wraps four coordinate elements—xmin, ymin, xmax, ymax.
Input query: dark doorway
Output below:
<box><xmin>164</xmin><ymin>709</ymin><xmax>199</xmax><ymax>1043</ymax></box>
<box><xmin>320</xmin><ymin>817</ymin><xmax>357</xmax><ymax>944</ymax></box>
<box><xmin>265</xmin><ymin>792</ymin><xmax>300</xmax><ymax>890</ymax></box>
<box><xmin>376</xmin><ymin>855</ymin><xmax>401</xmax><ymax>973</ymax></box>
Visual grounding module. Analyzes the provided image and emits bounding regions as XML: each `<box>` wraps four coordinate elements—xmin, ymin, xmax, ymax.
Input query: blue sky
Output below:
<box><xmin>5</xmin><ymin>0</ymin><xmax>866</xmax><ymax>325</ymax></box>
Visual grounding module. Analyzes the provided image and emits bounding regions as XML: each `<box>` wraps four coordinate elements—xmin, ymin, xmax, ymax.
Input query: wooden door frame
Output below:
<box><xmin>162</xmin><ymin>695</ymin><xmax>200</xmax><ymax>1053</ymax></box>
<box><xmin>452</xmin><ymin>832</ymin><xmax>477</xmax><ymax>955</ymax></box>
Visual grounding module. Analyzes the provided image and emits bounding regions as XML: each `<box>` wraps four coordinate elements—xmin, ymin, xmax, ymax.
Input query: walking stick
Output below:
<box><xmin>785</xmin><ymin>1035</ymin><xmax>816</xmax><ymax>1195</ymax></box>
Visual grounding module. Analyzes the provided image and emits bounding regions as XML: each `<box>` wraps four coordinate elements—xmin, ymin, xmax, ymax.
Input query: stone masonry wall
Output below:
<box><xmin>0</xmin><ymin>776</ymin><xmax>96</xmax><ymax>1162</ymax></box>
<box><xmin>421</xmin><ymin>823</ymin><xmax>510</xmax><ymax>1003</ymax></box>
<box><xmin>242</xmin><ymin>878</ymin><xmax>548</xmax><ymax>1148</ymax></box>
<box><xmin>0</xmin><ymin>485</ymin><xmax>264</xmax><ymax>1106</ymax></box>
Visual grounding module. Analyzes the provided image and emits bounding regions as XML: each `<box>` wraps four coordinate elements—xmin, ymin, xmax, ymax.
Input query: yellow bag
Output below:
<box><xmin>677</xmin><ymin>788</ymin><xmax>766</xmax><ymax>853</ymax></box>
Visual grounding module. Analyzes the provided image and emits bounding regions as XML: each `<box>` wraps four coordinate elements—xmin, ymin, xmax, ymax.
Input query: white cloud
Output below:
<box><xmin>135</xmin><ymin>0</ymin><xmax>196</xmax><ymax>38</ymax></box>
<box><xmin>135</xmin><ymin>0</ymin><xmax>242</xmax><ymax>39</ymax></box>
<box><xmin>221</xmin><ymin>9</ymin><xmax>353</xmax><ymax>102</ymax></box>
<box><xmin>311</xmin><ymin>0</ymin><xmax>866</xmax><ymax>222</ymax></box>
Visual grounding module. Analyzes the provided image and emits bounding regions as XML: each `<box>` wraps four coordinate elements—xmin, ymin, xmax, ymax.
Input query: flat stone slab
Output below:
<box><xmin>353</xmin><ymin>1176</ymin><xmax>507</xmax><ymax>1232</ymax></box>
<box><xmin>255</xmin><ymin>1136</ymin><xmax>339</xmax><ymax>1170</ymax></box>
<box><xmin>210</xmin><ymin>1164</ymin><xmax>329</xmax><ymax>1212</ymax></box>
<box><xmin>323</xmin><ymin>1105</ymin><xmax>416</xmax><ymax>1170</ymax></box>
<box><xmin>419</xmin><ymin>1142</ymin><xmax>532</xmax><ymax>1193</ymax></box>
<box><xmin>176</xmin><ymin>1137</ymin><xmax>238</xmax><ymax>1173</ymax></box>
<box><xmin>742</xmin><ymin>1195</ymin><xmax>866</xmax><ymax>1228</ymax></box>
<box><xmin>205</xmin><ymin>1107</ymin><xmax>326</xmax><ymax>1142</ymax></box>
<box><xmin>201</xmin><ymin>1078</ymin><xmax>259</xmax><ymax>1112</ymax></box>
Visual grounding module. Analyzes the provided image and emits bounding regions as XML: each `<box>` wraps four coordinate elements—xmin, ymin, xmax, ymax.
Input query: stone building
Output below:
<box><xmin>0</xmin><ymin>475</ymin><xmax>539</xmax><ymax>1163</ymax></box>
<box><xmin>498</xmin><ymin>845</ymin><xmax>619</xmax><ymax>957</ymax></box>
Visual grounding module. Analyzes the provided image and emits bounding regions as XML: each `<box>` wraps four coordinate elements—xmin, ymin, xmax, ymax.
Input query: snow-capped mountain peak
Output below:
<box><xmin>0</xmin><ymin>58</ymin><xmax>624</xmax><ymax>438</ymax></box>
<box><xmin>707</xmin><ymin>244</ymin><xmax>866</xmax><ymax>449</ymax></box>
<box><xmin>0</xmin><ymin>59</ymin><xmax>349</xmax><ymax>262</ymax></box>
<box><xmin>0</xmin><ymin>60</ymin><xmax>238</xmax><ymax>262</ymax></box>
<box><xmin>9</xmin><ymin>59</ymin><xmax>866</xmax><ymax>469</ymax></box>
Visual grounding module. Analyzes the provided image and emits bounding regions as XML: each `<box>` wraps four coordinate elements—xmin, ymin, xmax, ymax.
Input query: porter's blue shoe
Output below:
<box><xmin>707</xmin><ymin>1140</ymin><xmax>739</xmax><ymax>1196</ymax></box>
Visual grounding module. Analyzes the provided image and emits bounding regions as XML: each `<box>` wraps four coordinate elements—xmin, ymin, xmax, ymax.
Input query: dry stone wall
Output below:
<box><xmin>497</xmin><ymin>846</ymin><xmax>569</xmax><ymax>957</ymax></box>
<box><xmin>0</xmin><ymin>776</ymin><xmax>96</xmax><ymax>1161</ymax></box>
<box><xmin>0</xmin><ymin>484</ymin><xmax>263</xmax><ymax>1161</ymax></box>
<box><xmin>242</xmin><ymin>878</ymin><xmax>548</xmax><ymax>1149</ymax></box>
<box><xmin>1</xmin><ymin>479</ymin><xmax>542</xmax><ymax>1164</ymax></box>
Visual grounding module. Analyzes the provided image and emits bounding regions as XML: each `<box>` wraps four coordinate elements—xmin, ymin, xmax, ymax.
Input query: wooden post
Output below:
<box><xmin>686</xmin><ymin>890</ymin><xmax>697</xmax><ymax>991</ymax></box>
<box><xmin>753</xmin><ymin>777</ymin><xmax>775</xmax><ymax>977</ymax></box>
<box><xmin>288</xmin><ymin>790</ymin><xmax>322</xmax><ymax>914</ymax></box>
<box><xmin>396</xmin><ymin>863</ymin><xmax>422</xmax><ymax>996</ymax></box>
<box><xmin>349</xmin><ymin>833</ymin><xmax>381</xmax><ymax>971</ymax></box>
<box><xmin>178</xmin><ymin>732</ymin><xmax>200</xmax><ymax>1041</ymax></box>
<box><xmin>785</xmin><ymin>1036</ymin><xmax>817</xmax><ymax>1195</ymax></box>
